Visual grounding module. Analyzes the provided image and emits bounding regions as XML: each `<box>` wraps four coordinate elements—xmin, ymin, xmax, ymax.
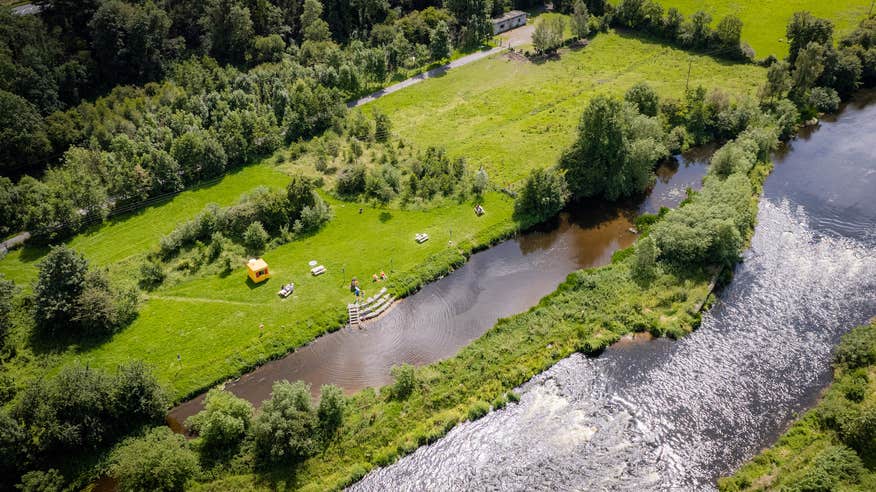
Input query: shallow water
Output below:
<box><xmin>167</xmin><ymin>149</ymin><xmax>712</xmax><ymax>428</ymax></box>
<box><xmin>352</xmin><ymin>93</ymin><xmax>876</xmax><ymax>490</ymax></box>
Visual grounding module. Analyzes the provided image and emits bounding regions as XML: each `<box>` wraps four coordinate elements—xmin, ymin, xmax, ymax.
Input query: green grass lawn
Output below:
<box><xmin>42</xmin><ymin>193</ymin><xmax>515</xmax><ymax>400</ymax></box>
<box><xmin>646</xmin><ymin>0</ymin><xmax>871</xmax><ymax>58</ymax></box>
<box><xmin>0</xmin><ymin>164</ymin><xmax>290</xmax><ymax>288</ymax></box>
<box><xmin>371</xmin><ymin>31</ymin><xmax>765</xmax><ymax>187</ymax></box>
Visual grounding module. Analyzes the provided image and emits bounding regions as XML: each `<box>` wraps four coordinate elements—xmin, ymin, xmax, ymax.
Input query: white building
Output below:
<box><xmin>491</xmin><ymin>10</ymin><xmax>527</xmax><ymax>35</ymax></box>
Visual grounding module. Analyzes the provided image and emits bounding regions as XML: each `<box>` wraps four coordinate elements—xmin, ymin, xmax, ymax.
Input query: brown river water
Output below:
<box><xmin>166</xmin><ymin>146</ymin><xmax>715</xmax><ymax>430</ymax></box>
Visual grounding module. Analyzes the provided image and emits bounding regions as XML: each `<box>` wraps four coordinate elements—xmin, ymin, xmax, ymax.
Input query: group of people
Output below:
<box><xmin>350</xmin><ymin>271</ymin><xmax>389</xmax><ymax>299</ymax></box>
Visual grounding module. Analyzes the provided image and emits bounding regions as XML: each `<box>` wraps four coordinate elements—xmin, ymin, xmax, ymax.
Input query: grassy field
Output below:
<box><xmin>719</xmin><ymin>320</ymin><xmax>876</xmax><ymax>491</ymax></box>
<box><xmin>371</xmin><ymin>31</ymin><xmax>765</xmax><ymax>186</ymax></box>
<box><xmin>65</xmin><ymin>192</ymin><xmax>514</xmax><ymax>400</ymax></box>
<box><xmin>0</xmin><ymin>31</ymin><xmax>766</xmax><ymax>404</ymax></box>
<box><xmin>647</xmin><ymin>0</ymin><xmax>871</xmax><ymax>58</ymax></box>
<box><xmin>0</xmin><ymin>164</ymin><xmax>290</xmax><ymax>287</ymax></box>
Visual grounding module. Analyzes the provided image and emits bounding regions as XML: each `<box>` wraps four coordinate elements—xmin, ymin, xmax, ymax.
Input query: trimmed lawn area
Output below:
<box><xmin>648</xmin><ymin>0</ymin><xmax>870</xmax><ymax>58</ymax></box>
<box><xmin>0</xmin><ymin>164</ymin><xmax>290</xmax><ymax>287</ymax></box>
<box><xmin>370</xmin><ymin>31</ymin><xmax>765</xmax><ymax>187</ymax></box>
<box><xmin>48</xmin><ymin>193</ymin><xmax>515</xmax><ymax>400</ymax></box>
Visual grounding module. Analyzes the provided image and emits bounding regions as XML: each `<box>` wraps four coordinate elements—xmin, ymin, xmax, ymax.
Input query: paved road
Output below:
<box><xmin>11</xmin><ymin>3</ymin><xmax>41</xmax><ymax>15</ymax></box>
<box><xmin>348</xmin><ymin>46</ymin><xmax>504</xmax><ymax>108</ymax></box>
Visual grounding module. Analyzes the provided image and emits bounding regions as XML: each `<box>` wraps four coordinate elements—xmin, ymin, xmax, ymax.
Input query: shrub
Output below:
<box><xmin>317</xmin><ymin>384</ymin><xmax>345</xmax><ymax>437</ymax></box>
<box><xmin>16</xmin><ymin>469</ymin><xmax>64</xmax><ymax>492</ymax></box>
<box><xmin>390</xmin><ymin>364</ymin><xmax>417</xmax><ymax>400</ymax></box>
<box><xmin>466</xmin><ymin>400</ymin><xmax>490</xmax><ymax>420</ymax></box>
<box><xmin>632</xmin><ymin>236</ymin><xmax>658</xmax><ymax>281</ymax></box>
<box><xmin>513</xmin><ymin>167</ymin><xmax>569</xmax><ymax>223</ymax></box>
<box><xmin>808</xmin><ymin>87</ymin><xmax>841</xmax><ymax>113</ymax></box>
<box><xmin>111</xmin><ymin>427</ymin><xmax>199</xmax><ymax>492</ymax></box>
<box><xmin>336</xmin><ymin>165</ymin><xmax>367</xmax><ymax>196</ymax></box>
<box><xmin>138</xmin><ymin>260</ymin><xmax>165</xmax><ymax>289</ymax></box>
<box><xmin>839</xmin><ymin>401</ymin><xmax>876</xmax><ymax>458</ymax></box>
<box><xmin>472</xmin><ymin>168</ymin><xmax>489</xmax><ymax>197</ymax></box>
<box><xmin>186</xmin><ymin>388</ymin><xmax>253</xmax><ymax>456</ymax></box>
<box><xmin>252</xmin><ymin>380</ymin><xmax>319</xmax><ymax>464</ymax></box>
<box><xmin>624</xmin><ymin>82</ymin><xmax>659</xmax><ymax>117</ymax></box>
<box><xmin>834</xmin><ymin>323</ymin><xmax>876</xmax><ymax>369</ymax></box>
<box><xmin>792</xmin><ymin>445</ymin><xmax>865</xmax><ymax>492</ymax></box>
<box><xmin>294</xmin><ymin>193</ymin><xmax>333</xmax><ymax>233</ymax></box>
<box><xmin>243</xmin><ymin>221</ymin><xmax>269</xmax><ymax>254</ymax></box>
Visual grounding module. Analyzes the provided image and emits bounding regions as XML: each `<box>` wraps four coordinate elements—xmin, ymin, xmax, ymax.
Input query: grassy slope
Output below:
<box><xmin>719</xmin><ymin>320</ymin><xmax>876</xmax><ymax>491</ymax></box>
<box><xmin>371</xmin><ymin>32</ymin><xmax>764</xmax><ymax>186</ymax></box>
<box><xmin>647</xmin><ymin>0</ymin><xmax>870</xmax><ymax>58</ymax></box>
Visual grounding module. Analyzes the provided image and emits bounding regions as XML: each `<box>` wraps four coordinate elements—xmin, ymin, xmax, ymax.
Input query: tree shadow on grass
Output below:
<box><xmin>379</xmin><ymin>211</ymin><xmax>393</xmax><ymax>223</ymax></box>
<box><xmin>28</xmin><ymin>311</ymin><xmax>142</xmax><ymax>356</ymax></box>
<box><xmin>612</xmin><ymin>28</ymin><xmax>753</xmax><ymax>68</ymax></box>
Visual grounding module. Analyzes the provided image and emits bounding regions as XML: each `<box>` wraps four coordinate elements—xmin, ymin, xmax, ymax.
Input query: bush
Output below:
<box><xmin>186</xmin><ymin>388</ymin><xmax>253</xmax><ymax>457</ymax></box>
<box><xmin>0</xmin><ymin>275</ymin><xmax>16</xmax><ymax>350</ymax></box>
<box><xmin>839</xmin><ymin>401</ymin><xmax>876</xmax><ymax>458</ymax></box>
<box><xmin>624</xmin><ymin>82</ymin><xmax>659</xmax><ymax>117</ymax></box>
<box><xmin>472</xmin><ymin>168</ymin><xmax>489</xmax><ymax>197</ymax></box>
<box><xmin>834</xmin><ymin>323</ymin><xmax>876</xmax><ymax>369</ymax></box>
<box><xmin>808</xmin><ymin>87</ymin><xmax>841</xmax><ymax>113</ymax></box>
<box><xmin>317</xmin><ymin>384</ymin><xmax>345</xmax><ymax>437</ymax></box>
<box><xmin>34</xmin><ymin>246</ymin><xmax>136</xmax><ymax>338</ymax></box>
<box><xmin>252</xmin><ymin>380</ymin><xmax>319</xmax><ymax>464</ymax></box>
<box><xmin>14</xmin><ymin>362</ymin><xmax>166</xmax><ymax>458</ymax></box>
<box><xmin>16</xmin><ymin>469</ymin><xmax>64</xmax><ymax>492</ymax></box>
<box><xmin>390</xmin><ymin>364</ymin><xmax>417</xmax><ymax>400</ymax></box>
<box><xmin>138</xmin><ymin>260</ymin><xmax>166</xmax><ymax>289</ymax></box>
<box><xmin>632</xmin><ymin>236</ymin><xmax>658</xmax><ymax>281</ymax></box>
<box><xmin>111</xmin><ymin>427</ymin><xmax>199</xmax><ymax>492</ymax></box>
<box><xmin>294</xmin><ymin>193</ymin><xmax>333</xmax><ymax>233</ymax></box>
<box><xmin>513</xmin><ymin>167</ymin><xmax>569</xmax><ymax>223</ymax></box>
<box><xmin>466</xmin><ymin>400</ymin><xmax>490</xmax><ymax>420</ymax></box>
<box><xmin>243</xmin><ymin>221</ymin><xmax>269</xmax><ymax>254</ymax></box>
<box><xmin>336</xmin><ymin>165</ymin><xmax>367</xmax><ymax>196</ymax></box>
<box><xmin>791</xmin><ymin>445</ymin><xmax>865</xmax><ymax>492</ymax></box>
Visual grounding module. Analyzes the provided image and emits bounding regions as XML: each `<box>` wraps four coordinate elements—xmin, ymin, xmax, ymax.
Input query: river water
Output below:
<box><xmin>167</xmin><ymin>148</ymin><xmax>714</xmax><ymax>428</ymax></box>
<box><xmin>352</xmin><ymin>94</ymin><xmax>876</xmax><ymax>490</ymax></box>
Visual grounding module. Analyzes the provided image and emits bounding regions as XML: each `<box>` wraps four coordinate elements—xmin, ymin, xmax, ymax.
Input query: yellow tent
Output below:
<box><xmin>246</xmin><ymin>258</ymin><xmax>270</xmax><ymax>283</ymax></box>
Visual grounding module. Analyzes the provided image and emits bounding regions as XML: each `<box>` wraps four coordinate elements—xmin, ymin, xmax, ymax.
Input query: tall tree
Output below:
<box><xmin>445</xmin><ymin>0</ymin><xmax>492</xmax><ymax>48</ymax></box>
<box><xmin>570</xmin><ymin>0</ymin><xmax>590</xmax><ymax>40</ymax></box>
<box><xmin>200</xmin><ymin>0</ymin><xmax>255</xmax><ymax>64</ymax></box>
<box><xmin>0</xmin><ymin>90</ymin><xmax>51</xmax><ymax>174</ymax></box>
<box><xmin>786</xmin><ymin>12</ymin><xmax>834</xmax><ymax>64</ymax></box>
<box><xmin>89</xmin><ymin>1</ymin><xmax>173</xmax><ymax>84</ymax></box>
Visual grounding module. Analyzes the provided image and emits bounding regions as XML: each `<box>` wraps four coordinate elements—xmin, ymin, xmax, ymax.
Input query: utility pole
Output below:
<box><xmin>685</xmin><ymin>58</ymin><xmax>692</xmax><ymax>92</ymax></box>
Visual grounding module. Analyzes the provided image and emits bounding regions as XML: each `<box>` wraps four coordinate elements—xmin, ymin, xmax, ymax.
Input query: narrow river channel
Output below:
<box><xmin>351</xmin><ymin>93</ymin><xmax>876</xmax><ymax>490</ymax></box>
<box><xmin>167</xmin><ymin>147</ymin><xmax>715</xmax><ymax>429</ymax></box>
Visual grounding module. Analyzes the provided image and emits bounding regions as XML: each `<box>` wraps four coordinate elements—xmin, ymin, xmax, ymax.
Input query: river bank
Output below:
<box><xmin>168</xmin><ymin>149</ymin><xmax>714</xmax><ymax>428</ymax></box>
<box><xmin>197</xmin><ymin>135</ymin><xmax>770</xmax><ymax>490</ymax></box>
<box><xmin>349</xmin><ymin>91</ymin><xmax>876</xmax><ymax>490</ymax></box>
<box><xmin>719</xmin><ymin>319</ymin><xmax>876</xmax><ymax>491</ymax></box>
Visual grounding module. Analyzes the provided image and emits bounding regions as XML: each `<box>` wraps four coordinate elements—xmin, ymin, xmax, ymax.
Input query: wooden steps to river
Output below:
<box><xmin>348</xmin><ymin>287</ymin><xmax>396</xmax><ymax>325</ymax></box>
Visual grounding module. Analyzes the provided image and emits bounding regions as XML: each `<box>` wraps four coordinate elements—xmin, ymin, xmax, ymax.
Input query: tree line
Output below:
<box><xmin>0</xmin><ymin>0</ymin><xmax>506</xmax><ymax>239</ymax></box>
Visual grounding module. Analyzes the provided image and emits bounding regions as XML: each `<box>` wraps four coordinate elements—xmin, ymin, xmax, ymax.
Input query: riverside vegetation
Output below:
<box><xmin>1</xmin><ymin>2</ymin><xmax>875</xmax><ymax>491</ymax></box>
<box><xmin>719</xmin><ymin>320</ymin><xmax>876</xmax><ymax>492</ymax></box>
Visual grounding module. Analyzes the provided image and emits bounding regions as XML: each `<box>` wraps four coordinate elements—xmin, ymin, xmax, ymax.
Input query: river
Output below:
<box><xmin>351</xmin><ymin>93</ymin><xmax>876</xmax><ymax>490</ymax></box>
<box><xmin>167</xmin><ymin>146</ymin><xmax>715</xmax><ymax>429</ymax></box>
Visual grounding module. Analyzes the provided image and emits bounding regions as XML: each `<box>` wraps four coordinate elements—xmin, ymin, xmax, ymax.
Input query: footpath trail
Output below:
<box><xmin>348</xmin><ymin>46</ymin><xmax>504</xmax><ymax>108</ymax></box>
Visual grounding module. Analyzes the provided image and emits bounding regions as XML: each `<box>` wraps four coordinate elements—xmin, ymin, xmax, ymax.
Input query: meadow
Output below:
<box><xmin>371</xmin><ymin>31</ymin><xmax>765</xmax><ymax>186</ymax></box>
<box><xmin>649</xmin><ymin>0</ymin><xmax>871</xmax><ymax>58</ymax></box>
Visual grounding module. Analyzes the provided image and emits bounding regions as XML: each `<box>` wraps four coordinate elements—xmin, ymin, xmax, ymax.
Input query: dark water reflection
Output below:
<box><xmin>352</xmin><ymin>92</ymin><xmax>876</xmax><ymax>491</ymax></box>
<box><xmin>167</xmin><ymin>149</ymin><xmax>712</xmax><ymax>428</ymax></box>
